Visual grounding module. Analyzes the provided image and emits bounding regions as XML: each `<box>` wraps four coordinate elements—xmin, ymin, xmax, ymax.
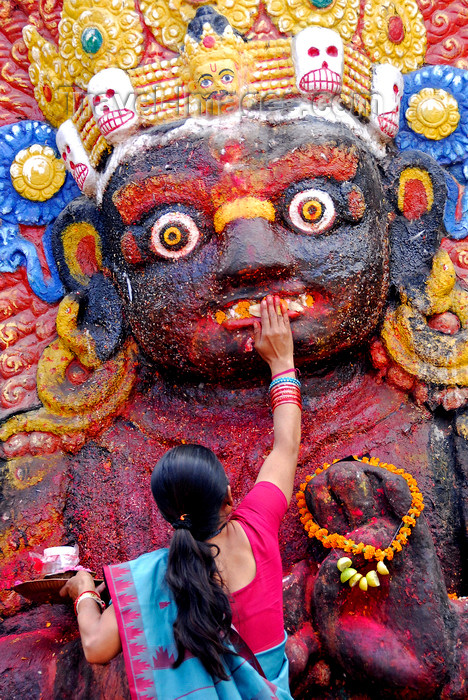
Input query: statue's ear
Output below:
<box><xmin>51</xmin><ymin>196</ymin><xmax>124</xmax><ymax>361</ymax></box>
<box><xmin>385</xmin><ymin>150</ymin><xmax>447</xmax><ymax>290</ymax></box>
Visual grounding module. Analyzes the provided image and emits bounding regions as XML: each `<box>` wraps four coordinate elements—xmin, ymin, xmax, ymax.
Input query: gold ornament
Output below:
<box><xmin>362</xmin><ymin>0</ymin><xmax>426</xmax><ymax>73</ymax></box>
<box><xmin>10</xmin><ymin>145</ymin><xmax>66</xmax><ymax>202</ymax></box>
<box><xmin>23</xmin><ymin>26</ymin><xmax>73</xmax><ymax>128</ymax></box>
<box><xmin>406</xmin><ymin>88</ymin><xmax>460</xmax><ymax>140</ymax></box>
<box><xmin>140</xmin><ymin>0</ymin><xmax>259</xmax><ymax>51</ymax></box>
<box><xmin>265</xmin><ymin>0</ymin><xmax>359</xmax><ymax>41</ymax></box>
<box><xmin>382</xmin><ymin>250</ymin><xmax>468</xmax><ymax>385</ymax></box>
<box><xmin>0</xmin><ymin>297</ymin><xmax>138</xmax><ymax>451</ymax></box>
<box><xmin>58</xmin><ymin>0</ymin><xmax>144</xmax><ymax>89</ymax></box>
<box><xmin>342</xmin><ymin>44</ymin><xmax>372</xmax><ymax>119</ymax></box>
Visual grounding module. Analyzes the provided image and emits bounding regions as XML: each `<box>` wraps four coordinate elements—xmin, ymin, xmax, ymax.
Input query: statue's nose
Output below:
<box><xmin>217</xmin><ymin>217</ymin><xmax>293</xmax><ymax>281</ymax></box>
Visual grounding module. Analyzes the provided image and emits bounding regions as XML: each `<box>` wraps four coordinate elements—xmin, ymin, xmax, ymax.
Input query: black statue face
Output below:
<box><xmin>102</xmin><ymin>118</ymin><xmax>390</xmax><ymax>378</ymax></box>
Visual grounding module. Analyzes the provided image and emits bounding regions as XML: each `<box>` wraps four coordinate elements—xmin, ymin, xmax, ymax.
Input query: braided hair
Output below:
<box><xmin>151</xmin><ymin>444</ymin><xmax>233</xmax><ymax>679</ymax></box>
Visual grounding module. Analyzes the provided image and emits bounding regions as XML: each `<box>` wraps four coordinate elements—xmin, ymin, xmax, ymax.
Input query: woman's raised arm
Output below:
<box><xmin>253</xmin><ymin>295</ymin><xmax>301</xmax><ymax>504</ymax></box>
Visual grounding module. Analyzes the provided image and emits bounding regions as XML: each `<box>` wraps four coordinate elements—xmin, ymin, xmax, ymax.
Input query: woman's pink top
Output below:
<box><xmin>230</xmin><ymin>480</ymin><xmax>288</xmax><ymax>654</ymax></box>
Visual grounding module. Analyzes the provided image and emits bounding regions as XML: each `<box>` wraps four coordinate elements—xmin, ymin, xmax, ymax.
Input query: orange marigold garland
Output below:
<box><xmin>296</xmin><ymin>455</ymin><xmax>424</xmax><ymax>591</ymax></box>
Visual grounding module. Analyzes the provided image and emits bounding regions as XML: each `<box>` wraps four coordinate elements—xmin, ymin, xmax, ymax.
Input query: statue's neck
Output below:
<box><xmin>141</xmin><ymin>348</ymin><xmax>371</xmax><ymax>413</ymax></box>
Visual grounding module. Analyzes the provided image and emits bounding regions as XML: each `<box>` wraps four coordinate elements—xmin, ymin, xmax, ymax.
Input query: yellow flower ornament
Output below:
<box><xmin>58</xmin><ymin>0</ymin><xmax>144</xmax><ymax>89</ymax></box>
<box><xmin>23</xmin><ymin>26</ymin><xmax>73</xmax><ymax>128</ymax></box>
<box><xmin>362</xmin><ymin>0</ymin><xmax>426</xmax><ymax>73</ymax></box>
<box><xmin>10</xmin><ymin>145</ymin><xmax>66</xmax><ymax>203</ymax></box>
<box><xmin>406</xmin><ymin>88</ymin><xmax>460</xmax><ymax>140</ymax></box>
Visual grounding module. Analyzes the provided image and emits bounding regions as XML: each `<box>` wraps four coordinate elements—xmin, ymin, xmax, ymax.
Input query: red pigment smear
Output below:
<box><xmin>76</xmin><ymin>235</ymin><xmax>100</xmax><ymax>277</ymax></box>
<box><xmin>402</xmin><ymin>179</ymin><xmax>428</xmax><ymax>221</ymax></box>
<box><xmin>347</xmin><ymin>188</ymin><xmax>366</xmax><ymax>220</ymax></box>
<box><xmin>121</xmin><ymin>231</ymin><xmax>143</xmax><ymax>265</ymax></box>
<box><xmin>349</xmin><ymin>508</ymin><xmax>363</xmax><ymax>518</ymax></box>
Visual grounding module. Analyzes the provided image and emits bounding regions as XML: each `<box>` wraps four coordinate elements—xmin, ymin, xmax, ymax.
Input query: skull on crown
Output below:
<box><xmin>56</xmin><ymin>120</ymin><xmax>97</xmax><ymax>195</ymax></box>
<box><xmin>88</xmin><ymin>68</ymin><xmax>140</xmax><ymax>145</ymax></box>
<box><xmin>371</xmin><ymin>63</ymin><xmax>404</xmax><ymax>139</ymax></box>
<box><xmin>292</xmin><ymin>26</ymin><xmax>344</xmax><ymax>95</ymax></box>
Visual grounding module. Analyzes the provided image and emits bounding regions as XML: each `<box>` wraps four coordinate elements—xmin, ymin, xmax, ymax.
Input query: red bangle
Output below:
<box><xmin>74</xmin><ymin>590</ymin><xmax>105</xmax><ymax>615</ymax></box>
<box><xmin>271</xmin><ymin>368</ymin><xmax>297</xmax><ymax>380</ymax></box>
<box><xmin>272</xmin><ymin>399</ymin><xmax>302</xmax><ymax>410</ymax></box>
<box><xmin>270</xmin><ymin>386</ymin><xmax>301</xmax><ymax>394</ymax></box>
<box><xmin>271</xmin><ymin>394</ymin><xmax>301</xmax><ymax>403</ymax></box>
<box><xmin>271</xmin><ymin>392</ymin><xmax>302</xmax><ymax>402</ymax></box>
<box><xmin>270</xmin><ymin>388</ymin><xmax>301</xmax><ymax>399</ymax></box>
<box><xmin>271</xmin><ymin>396</ymin><xmax>301</xmax><ymax>405</ymax></box>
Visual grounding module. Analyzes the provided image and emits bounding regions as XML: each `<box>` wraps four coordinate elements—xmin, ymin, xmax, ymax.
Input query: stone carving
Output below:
<box><xmin>0</xmin><ymin>1</ymin><xmax>468</xmax><ymax>698</ymax></box>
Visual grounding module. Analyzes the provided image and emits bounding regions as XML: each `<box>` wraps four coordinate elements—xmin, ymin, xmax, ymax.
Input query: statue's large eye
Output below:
<box><xmin>288</xmin><ymin>189</ymin><xmax>336</xmax><ymax>235</ymax></box>
<box><xmin>199</xmin><ymin>77</ymin><xmax>213</xmax><ymax>89</ymax></box>
<box><xmin>150</xmin><ymin>212</ymin><xmax>200</xmax><ymax>259</ymax></box>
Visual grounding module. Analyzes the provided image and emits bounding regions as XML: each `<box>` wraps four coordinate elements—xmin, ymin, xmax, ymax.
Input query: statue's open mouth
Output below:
<box><xmin>378</xmin><ymin>109</ymin><xmax>399</xmax><ymax>138</ymax></box>
<box><xmin>299</xmin><ymin>69</ymin><xmax>341</xmax><ymax>94</ymax></box>
<box><xmin>208</xmin><ymin>90</ymin><xmax>230</xmax><ymax>101</ymax></box>
<box><xmin>98</xmin><ymin>109</ymin><xmax>135</xmax><ymax>136</ymax></box>
<box><xmin>73</xmin><ymin>163</ymin><xmax>88</xmax><ymax>190</ymax></box>
<box><xmin>214</xmin><ymin>293</ymin><xmax>314</xmax><ymax>329</ymax></box>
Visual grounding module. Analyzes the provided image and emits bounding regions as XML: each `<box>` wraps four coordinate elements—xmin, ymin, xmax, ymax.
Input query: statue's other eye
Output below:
<box><xmin>200</xmin><ymin>77</ymin><xmax>213</xmax><ymax>88</ymax></box>
<box><xmin>288</xmin><ymin>189</ymin><xmax>336</xmax><ymax>234</ymax></box>
<box><xmin>150</xmin><ymin>212</ymin><xmax>201</xmax><ymax>259</ymax></box>
<box><xmin>221</xmin><ymin>72</ymin><xmax>234</xmax><ymax>84</ymax></box>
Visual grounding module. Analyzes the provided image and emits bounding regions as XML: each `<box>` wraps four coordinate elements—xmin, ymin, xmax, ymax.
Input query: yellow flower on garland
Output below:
<box><xmin>23</xmin><ymin>26</ymin><xmax>73</xmax><ymax>128</ymax></box>
<box><xmin>58</xmin><ymin>0</ymin><xmax>144</xmax><ymax>89</ymax></box>
<box><xmin>406</xmin><ymin>88</ymin><xmax>460</xmax><ymax>140</ymax></box>
<box><xmin>361</xmin><ymin>0</ymin><xmax>426</xmax><ymax>73</ymax></box>
<box><xmin>10</xmin><ymin>145</ymin><xmax>66</xmax><ymax>202</ymax></box>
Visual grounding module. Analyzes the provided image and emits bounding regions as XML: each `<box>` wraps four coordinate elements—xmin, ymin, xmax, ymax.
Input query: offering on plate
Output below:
<box><xmin>30</xmin><ymin>545</ymin><xmax>81</xmax><ymax>578</ymax></box>
<box><xmin>11</xmin><ymin>546</ymin><xmax>101</xmax><ymax>605</ymax></box>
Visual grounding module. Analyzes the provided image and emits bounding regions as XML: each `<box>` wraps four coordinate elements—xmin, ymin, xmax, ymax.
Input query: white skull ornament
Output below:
<box><xmin>88</xmin><ymin>68</ymin><xmax>139</xmax><ymax>146</ymax></box>
<box><xmin>56</xmin><ymin>120</ymin><xmax>97</xmax><ymax>196</ymax></box>
<box><xmin>292</xmin><ymin>27</ymin><xmax>344</xmax><ymax>95</ymax></box>
<box><xmin>371</xmin><ymin>64</ymin><xmax>404</xmax><ymax>139</ymax></box>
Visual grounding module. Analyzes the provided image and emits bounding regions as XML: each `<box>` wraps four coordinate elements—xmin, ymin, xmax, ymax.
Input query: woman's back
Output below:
<box><xmin>213</xmin><ymin>481</ymin><xmax>288</xmax><ymax>653</ymax></box>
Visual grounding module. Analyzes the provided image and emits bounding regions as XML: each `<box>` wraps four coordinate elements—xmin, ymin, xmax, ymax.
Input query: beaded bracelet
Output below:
<box><xmin>269</xmin><ymin>376</ymin><xmax>301</xmax><ymax>391</ymax></box>
<box><xmin>74</xmin><ymin>590</ymin><xmax>106</xmax><ymax>615</ymax></box>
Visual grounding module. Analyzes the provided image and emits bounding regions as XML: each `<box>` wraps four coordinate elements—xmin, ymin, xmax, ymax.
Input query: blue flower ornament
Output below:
<box><xmin>398</xmin><ymin>66</ymin><xmax>468</xmax><ymax>240</ymax></box>
<box><xmin>0</xmin><ymin>120</ymin><xmax>79</xmax><ymax>302</ymax></box>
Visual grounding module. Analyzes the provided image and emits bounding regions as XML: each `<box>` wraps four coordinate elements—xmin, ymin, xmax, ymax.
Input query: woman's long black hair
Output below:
<box><xmin>151</xmin><ymin>444</ymin><xmax>233</xmax><ymax>680</ymax></box>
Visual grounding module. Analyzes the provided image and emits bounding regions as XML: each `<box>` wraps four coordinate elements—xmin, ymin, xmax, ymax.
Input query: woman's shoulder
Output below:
<box><xmin>105</xmin><ymin>548</ymin><xmax>169</xmax><ymax>580</ymax></box>
<box><xmin>234</xmin><ymin>481</ymin><xmax>288</xmax><ymax>524</ymax></box>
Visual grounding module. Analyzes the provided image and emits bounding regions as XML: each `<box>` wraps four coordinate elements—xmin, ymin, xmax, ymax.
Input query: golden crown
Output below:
<box><xmin>22</xmin><ymin>0</ymin><xmax>418</xmax><ymax>193</ymax></box>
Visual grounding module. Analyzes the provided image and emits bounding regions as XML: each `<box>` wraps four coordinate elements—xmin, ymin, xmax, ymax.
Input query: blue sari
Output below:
<box><xmin>105</xmin><ymin>550</ymin><xmax>292</xmax><ymax>700</ymax></box>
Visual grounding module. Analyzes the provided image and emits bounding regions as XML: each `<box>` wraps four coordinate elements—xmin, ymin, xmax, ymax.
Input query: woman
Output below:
<box><xmin>61</xmin><ymin>295</ymin><xmax>301</xmax><ymax>699</ymax></box>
